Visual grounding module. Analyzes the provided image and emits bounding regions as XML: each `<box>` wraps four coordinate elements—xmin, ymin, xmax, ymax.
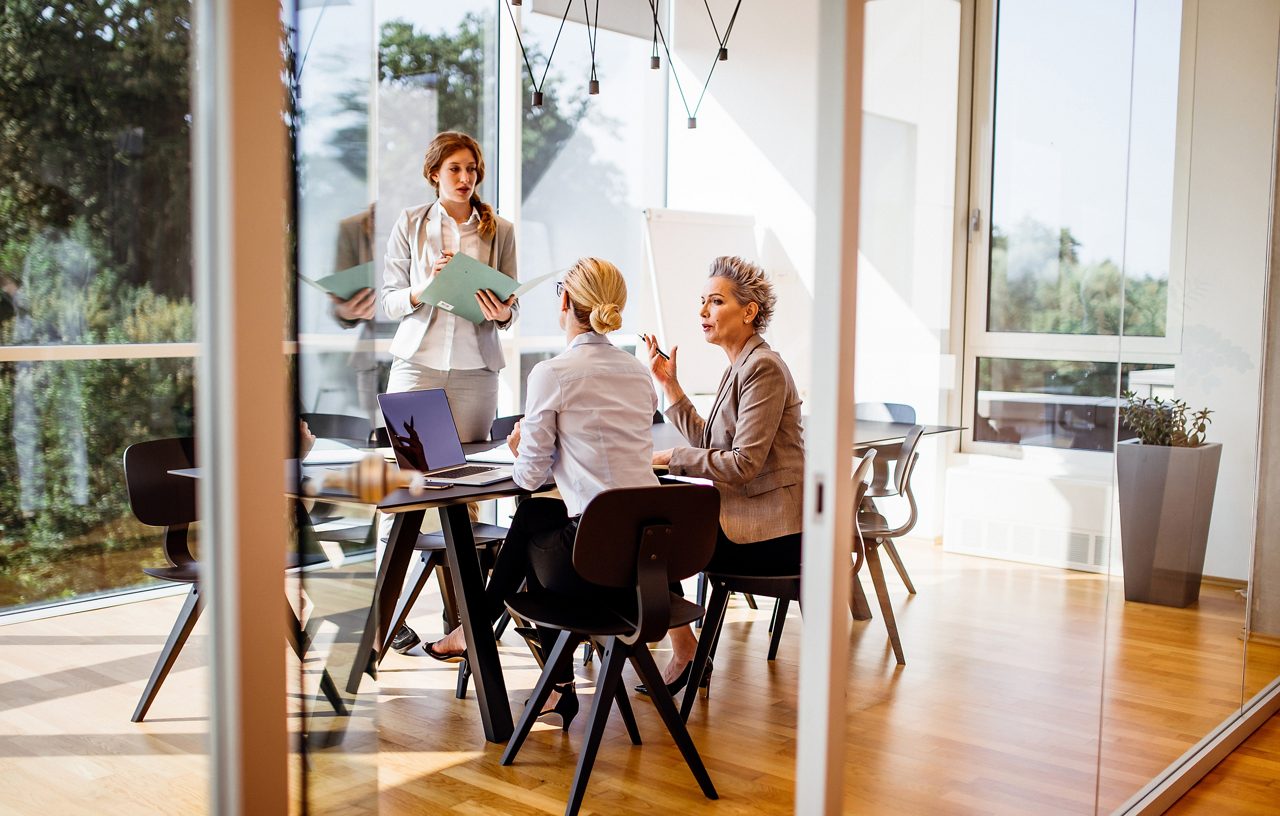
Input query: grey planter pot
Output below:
<box><xmin>1115</xmin><ymin>440</ymin><xmax>1222</xmax><ymax>607</ymax></box>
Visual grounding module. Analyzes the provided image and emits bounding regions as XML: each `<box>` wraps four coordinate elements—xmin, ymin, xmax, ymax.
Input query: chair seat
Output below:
<box><xmin>705</xmin><ymin>571</ymin><xmax>801</xmax><ymax>601</ymax></box>
<box><xmin>143</xmin><ymin>564</ymin><xmax>199</xmax><ymax>583</ymax></box>
<box><xmin>508</xmin><ymin>590</ymin><xmax>705</xmax><ymax>635</ymax></box>
<box><xmin>415</xmin><ymin>523</ymin><xmax>507</xmax><ymax>552</ymax></box>
<box><xmin>864</xmin><ymin>485</ymin><xmax>899</xmax><ymax>499</ymax></box>
<box><xmin>856</xmin><ymin>510</ymin><xmax>892</xmax><ymax>536</ymax></box>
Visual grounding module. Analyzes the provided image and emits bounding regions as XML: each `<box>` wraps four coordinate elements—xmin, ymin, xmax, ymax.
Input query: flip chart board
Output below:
<box><xmin>642</xmin><ymin>208</ymin><xmax>760</xmax><ymax>396</ymax></box>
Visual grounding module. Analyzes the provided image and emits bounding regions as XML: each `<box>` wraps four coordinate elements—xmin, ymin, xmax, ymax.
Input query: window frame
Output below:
<box><xmin>959</xmin><ymin>0</ymin><xmax>1193</xmax><ymax>459</ymax></box>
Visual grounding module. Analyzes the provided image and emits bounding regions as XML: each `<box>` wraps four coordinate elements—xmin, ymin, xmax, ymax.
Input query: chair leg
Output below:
<box><xmin>767</xmin><ymin>598</ymin><xmax>790</xmax><ymax>661</ymax></box>
<box><xmin>695</xmin><ymin>573</ymin><xmax>708</xmax><ymax>629</ymax></box>
<box><xmin>382</xmin><ymin>551</ymin><xmax>441</xmax><ymax>665</ymax></box>
<box><xmin>494</xmin><ymin>609</ymin><xmax>512</xmax><ymax>640</ymax></box>
<box><xmin>743</xmin><ymin>592</ymin><xmax>758</xmax><ymax>610</ymax></box>
<box><xmin>604</xmin><ymin>642</ymin><xmax>641</xmax><ymax>746</ymax></box>
<box><xmin>681</xmin><ymin>582</ymin><xmax>730</xmax><ymax>722</ymax></box>
<box><xmin>631</xmin><ymin>646</ymin><xmax>718</xmax><ymax>801</ymax></box>
<box><xmin>285</xmin><ymin>597</ymin><xmax>347</xmax><ymax>716</ymax></box>
<box><xmin>850</xmin><ymin>567</ymin><xmax>873</xmax><ymax>621</ymax></box>
<box><xmin>435</xmin><ymin>562</ymin><xmax>461</xmax><ymax>631</ymax></box>
<box><xmin>880</xmin><ymin>538</ymin><xmax>917</xmax><ymax>595</ymax></box>
<box><xmin>866</xmin><ymin>544</ymin><xmax>906</xmax><ymax>665</ymax></box>
<box><xmin>768</xmin><ymin>598</ymin><xmax>778</xmax><ymax>633</ymax></box>
<box><xmin>455</xmin><ymin>660</ymin><xmax>471</xmax><ymax>699</ymax></box>
<box><xmin>565</xmin><ymin>639</ymin><xmax>629</xmax><ymax>816</ymax></box>
<box><xmin>133</xmin><ymin>585</ymin><xmax>202</xmax><ymax>723</ymax></box>
<box><xmin>501</xmin><ymin>630</ymin><xmax>576</xmax><ymax>766</ymax></box>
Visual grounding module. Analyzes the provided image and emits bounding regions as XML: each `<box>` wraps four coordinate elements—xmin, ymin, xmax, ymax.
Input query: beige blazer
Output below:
<box><xmin>665</xmin><ymin>334</ymin><xmax>805</xmax><ymax>543</ymax></box>
<box><xmin>381</xmin><ymin>202</ymin><xmax>518</xmax><ymax>371</ymax></box>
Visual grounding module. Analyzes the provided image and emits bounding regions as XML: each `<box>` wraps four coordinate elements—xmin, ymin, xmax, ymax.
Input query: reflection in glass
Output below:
<box><xmin>0</xmin><ymin>358</ymin><xmax>195</xmax><ymax>610</ymax></box>
<box><xmin>974</xmin><ymin>357</ymin><xmax>1170</xmax><ymax>450</ymax></box>
<box><xmin>518</xmin><ymin>20</ymin><xmax>664</xmax><ymax>338</ymax></box>
<box><xmin>0</xmin><ymin>3</ymin><xmax>194</xmax><ymax>346</ymax></box>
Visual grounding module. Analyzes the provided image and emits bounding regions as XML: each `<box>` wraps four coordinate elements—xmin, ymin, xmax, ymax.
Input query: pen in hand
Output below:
<box><xmin>642</xmin><ymin>333</ymin><xmax>670</xmax><ymax>360</ymax></box>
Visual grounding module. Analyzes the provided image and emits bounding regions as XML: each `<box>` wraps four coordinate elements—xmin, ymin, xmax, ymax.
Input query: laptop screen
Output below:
<box><xmin>376</xmin><ymin>389</ymin><xmax>467</xmax><ymax>472</ymax></box>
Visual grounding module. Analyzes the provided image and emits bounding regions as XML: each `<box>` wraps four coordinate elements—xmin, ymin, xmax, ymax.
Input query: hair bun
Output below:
<box><xmin>589</xmin><ymin>302</ymin><xmax>622</xmax><ymax>334</ymax></box>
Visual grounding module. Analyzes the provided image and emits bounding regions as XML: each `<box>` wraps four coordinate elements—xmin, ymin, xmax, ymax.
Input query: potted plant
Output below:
<box><xmin>1116</xmin><ymin>392</ymin><xmax>1220</xmax><ymax>607</ymax></box>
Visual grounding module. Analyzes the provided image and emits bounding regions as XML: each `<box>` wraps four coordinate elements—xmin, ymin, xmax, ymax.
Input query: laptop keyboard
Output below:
<box><xmin>431</xmin><ymin>464</ymin><xmax>500</xmax><ymax>479</ymax></box>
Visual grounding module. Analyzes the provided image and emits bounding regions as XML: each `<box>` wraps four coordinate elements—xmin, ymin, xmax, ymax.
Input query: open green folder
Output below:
<box><xmin>418</xmin><ymin>253</ymin><xmax>557</xmax><ymax>324</ymax></box>
<box><xmin>299</xmin><ymin>261</ymin><xmax>374</xmax><ymax>301</ymax></box>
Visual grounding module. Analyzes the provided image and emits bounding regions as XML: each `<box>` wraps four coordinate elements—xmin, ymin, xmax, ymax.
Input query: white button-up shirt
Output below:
<box><xmin>413</xmin><ymin>202</ymin><xmax>486</xmax><ymax>370</ymax></box>
<box><xmin>513</xmin><ymin>332</ymin><xmax>660</xmax><ymax>516</ymax></box>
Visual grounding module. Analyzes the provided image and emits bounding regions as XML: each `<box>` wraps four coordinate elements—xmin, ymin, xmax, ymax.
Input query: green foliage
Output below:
<box><xmin>1120</xmin><ymin>391</ymin><xmax>1212</xmax><ymax>447</ymax></box>
<box><xmin>0</xmin><ymin>1</ymin><xmax>196</xmax><ymax>608</ymax></box>
<box><xmin>989</xmin><ymin>218</ymin><xmax>1168</xmax><ymax>337</ymax></box>
<box><xmin>0</xmin><ymin>0</ymin><xmax>193</xmax><ymax>299</ymax></box>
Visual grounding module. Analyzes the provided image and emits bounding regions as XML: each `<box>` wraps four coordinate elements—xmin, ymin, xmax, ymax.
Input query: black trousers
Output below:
<box><xmin>482</xmin><ymin>497</ymin><xmax>628</xmax><ymax>683</ymax></box>
<box><xmin>673</xmin><ymin>528</ymin><xmax>803</xmax><ymax>597</ymax></box>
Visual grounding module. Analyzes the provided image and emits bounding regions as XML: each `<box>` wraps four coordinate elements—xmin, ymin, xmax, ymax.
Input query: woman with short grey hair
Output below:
<box><xmin>641</xmin><ymin>255</ymin><xmax>805</xmax><ymax>696</ymax></box>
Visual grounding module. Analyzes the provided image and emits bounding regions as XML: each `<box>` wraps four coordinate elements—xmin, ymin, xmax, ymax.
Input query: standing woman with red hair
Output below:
<box><xmin>381</xmin><ymin>131</ymin><xmax>518</xmax><ymax>442</ymax></box>
<box><xmin>381</xmin><ymin>131</ymin><xmax>518</xmax><ymax>655</ymax></box>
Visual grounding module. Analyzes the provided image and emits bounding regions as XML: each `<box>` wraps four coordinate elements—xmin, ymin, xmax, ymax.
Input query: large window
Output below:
<box><xmin>965</xmin><ymin>0</ymin><xmax>1184</xmax><ymax>453</ymax></box>
<box><xmin>514</xmin><ymin>13</ymin><xmax>667</xmax><ymax>404</ymax></box>
<box><xmin>0</xmin><ymin>3</ymin><xmax>195</xmax><ymax>611</ymax></box>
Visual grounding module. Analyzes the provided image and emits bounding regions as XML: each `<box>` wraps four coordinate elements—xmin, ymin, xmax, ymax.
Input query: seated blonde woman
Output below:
<box><xmin>423</xmin><ymin>257</ymin><xmax>659</xmax><ymax>727</ymax></box>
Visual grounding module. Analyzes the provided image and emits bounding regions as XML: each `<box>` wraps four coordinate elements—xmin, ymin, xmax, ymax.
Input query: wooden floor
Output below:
<box><xmin>1168</xmin><ymin>712</ymin><xmax>1280</xmax><ymax>815</ymax></box>
<box><xmin>1</xmin><ymin>540</ymin><xmax>1277</xmax><ymax>815</ymax></box>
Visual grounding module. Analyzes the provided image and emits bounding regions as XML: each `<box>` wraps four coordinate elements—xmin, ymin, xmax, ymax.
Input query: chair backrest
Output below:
<box><xmin>856</xmin><ymin>402</ymin><xmax>917</xmax><ymax>424</ymax></box>
<box><xmin>573</xmin><ymin>484</ymin><xmax>720</xmax><ymax>644</ymax></box>
<box><xmin>123</xmin><ymin>437</ymin><xmax>198</xmax><ymax>528</ymax></box>
<box><xmin>489</xmin><ymin>414</ymin><xmax>523</xmax><ymax>442</ymax></box>
<box><xmin>301</xmin><ymin>412</ymin><xmax>371</xmax><ymax>447</ymax></box>
<box><xmin>123</xmin><ymin>438</ymin><xmax>199</xmax><ymax>568</ymax></box>
<box><xmin>894</xmin><ymin>425</ymin><xmax>926</xmax><ymax>495</ymax></box>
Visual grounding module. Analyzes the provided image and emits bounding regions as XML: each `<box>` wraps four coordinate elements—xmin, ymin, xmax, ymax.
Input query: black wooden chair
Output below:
<box><xmin>678</xmin><ymin>452</ymin><xmax>880</xmax><ymax>722</ymax></box>
<box><xmin>123</xmin><ymin>437</ymin><xmax>345</xmax><ymax>722</ymax></box>
<box><xmin>500</xmin><ymin>484</ymin><xmax>721</xmax><ymax>816</ymax></box>
<box><xmin>300</xmin><ymin>412</ymin><xmax>372</xmax><ymax>447</ymax></box>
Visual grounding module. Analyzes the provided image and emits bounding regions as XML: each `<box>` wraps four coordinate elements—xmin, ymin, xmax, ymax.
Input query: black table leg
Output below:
<box><xmin>440</xmin><ymin>503</ymin><xmax>513</xmax><ymax>743</ymax></box>
<box><xmin>345</xmin><ymin>509</ymin><xmax>423</xmax><ymax>694</ymax></box>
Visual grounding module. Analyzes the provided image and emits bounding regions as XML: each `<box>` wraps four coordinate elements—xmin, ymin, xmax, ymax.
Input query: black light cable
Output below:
<box><xmin>647</xmin><ymin>0</ymin><xmax>744</xmax><ymax>128</ymax></box>
<box><xmin>502</xmin><ymin>0</ymin><xmax>574</xmax><ymax>107</ymax></box>
<box><xmin>583</xmin><ymin>0</ymin><xmax>600</xmax><ymax>94</ymax></box>
<box><xmin>651</xmin><ymin>0</ymin><xmax>662</xmax><ymax>69</ymax></box>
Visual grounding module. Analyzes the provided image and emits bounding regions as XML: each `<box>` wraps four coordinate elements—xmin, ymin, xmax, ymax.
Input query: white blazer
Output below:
<box><xmin>381</xmin><ymin>202</ymin><xmax>518</xmax><ymax>371</ymax></box>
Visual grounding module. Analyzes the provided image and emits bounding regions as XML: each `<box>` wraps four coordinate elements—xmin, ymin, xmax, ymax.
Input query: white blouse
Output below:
<box><xmin>410</xmin><ymin>201</ymin><xmax>485</xmax><ymax>370</ymax></box>
<box><xmin>513</xmin><ymin>333</ymin><xmax>660</xmax><ymax>516</ymax></box>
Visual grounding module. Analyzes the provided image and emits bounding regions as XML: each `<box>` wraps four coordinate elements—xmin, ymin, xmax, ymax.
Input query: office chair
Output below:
<box><xmin>122</xmin><ymin>437</ymin><xmax>345</xmax><ymax>722</ymax></box>
<box><xmin>679</xmin><ymin>452</ymin><xmax>879</xmax><ymax>721</ymax></box>
<box><xmin>501</xmin><ymin>484</ymin><xmax>721</xmax><ymax>816</ymax></box>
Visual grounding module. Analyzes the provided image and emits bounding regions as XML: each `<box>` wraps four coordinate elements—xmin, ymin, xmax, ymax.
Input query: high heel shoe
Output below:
<box><xmin>536</xmin><ymin>682</ymin><xmax>579</xmax><ymax>730</ymax></box>
<box><xmin>634</xmin><ymin>658</ymin><xmax>713</xmax><ymax>697</ymax></box>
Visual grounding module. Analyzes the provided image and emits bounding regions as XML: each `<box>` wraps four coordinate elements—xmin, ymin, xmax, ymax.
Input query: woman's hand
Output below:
<box><xmin>643</xmin><ymin>334</ymin><xmax>685</xmax><ymax>403</ymax></box>
<box><xmin>476</xmin><ymin>289</ymin><xmax>516</xmax><ymax>323</ymax></box>
<box><xmin>652</xmin><ymin>448</ymin><xmax>673</xmax><ymax>467</ymax></box>
<box><xmin>410</xmin><ymin>251</ymin><xmax>455</xmax><ymax>307</ymax></box>
<box><xmin>299</xmin><ymin>420</ymin><xmax>316</xmax><ymax>459</ymax></box>
<box><xmin>506</xmin><ymin>420</ymin><xmax>522</xmax><ymax>456</ymax></box>
<box><xmin>330</xmin><ymin>288</ymin><xmax>375</xmax><ymax>322</ymax></box>
<box><xmin>430</xmin><ymin>250</ymin><xmax>454</xmax><ymax>278</ymax></box>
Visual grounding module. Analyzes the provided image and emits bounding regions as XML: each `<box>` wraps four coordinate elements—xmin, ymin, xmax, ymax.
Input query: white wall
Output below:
<box><xmin>1173</xmin><ymin>0</ymin><xmax>1280</xmax><ymax>580</ymax></box>
<box><xmin>665</xmin><ymin>0</ymin><xmax>821</xmax><ymax>397</ymax></box>
<box><xmin>665</xmin><ymin>0</ymin><xmax>961</xmax><ymax>538</ymax></box>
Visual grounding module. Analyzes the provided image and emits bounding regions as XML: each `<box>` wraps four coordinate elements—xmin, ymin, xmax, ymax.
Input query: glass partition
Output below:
<box><xmin>1098</xmin><ymin>0</ymin><xmax>1279</xmax><ymax>810</ymax></box>
<box><xmin>291</xmin><ymin>0</ymin><xmax>380</xmax><ymax>807</ymax></box>
<box><xmin>0</xmin><ymin>1</ymin><xmax>197</xmax><ymax>614</ymax></box>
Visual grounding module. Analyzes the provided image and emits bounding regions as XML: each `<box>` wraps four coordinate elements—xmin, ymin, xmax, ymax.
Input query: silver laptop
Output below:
<box><xmin>376</xmin><ymin>389</ymin><xmax>512</xmax><ymax>486</ymax></box>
